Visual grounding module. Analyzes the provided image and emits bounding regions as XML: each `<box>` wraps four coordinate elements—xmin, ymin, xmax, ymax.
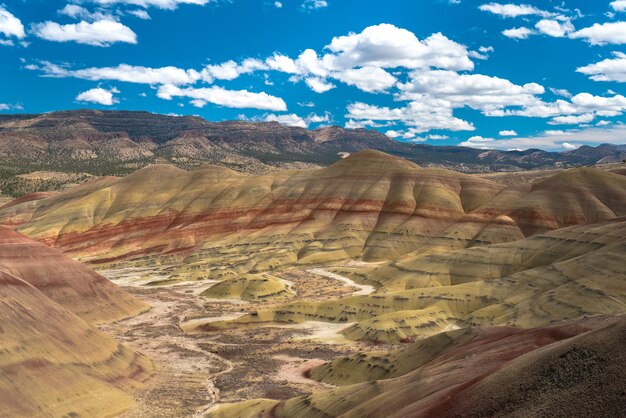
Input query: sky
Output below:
<box><xmin>1</xmin><ymin>1</ymin><xmax>626</xmax><ymax>151</ymax></box>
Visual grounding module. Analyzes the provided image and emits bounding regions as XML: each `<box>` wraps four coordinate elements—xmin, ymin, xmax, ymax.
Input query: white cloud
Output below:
<box><xmin>561</xmin><ymin>142</ymin><xmax>578</xmax><ymax>150</ymax></box>
<box><xmin>549</xmin><ymin>113</ymin><xmax>595</xmax><ymax>125</ymax></box>
<box><xmin>201</xmin><ymin>59</ymin><xmax>268</xmax><ymax>82</ymax></box>
<box><xmin>325</xmin><ymin>24</ymin><xmax>473</xmax><ymax>71</ymax></box>
<box><xmin>535</xmin><ymin>19</ymin><xmax>574</xmax><ymax>37</ymax></box>
<box><xmin>611</xmin><ymin>1</ymin><xmax>626</xmax><ymax>12</ymax></box>
<box><xmin>577</xmin><ymin>52</ymin><xmax>626</xmax><ymax>82</ymax></box>
<box><xmin>397</xmin><ymin>70</ymin><xmax>545</xmax><ymax>115</ymax></box>
<box><xmin>32</xmin><ymin>19</ymin><xmax>137</xmax><ymax>46</ymax></box>
<box><xmin>469</xmin><ymin>45</ymin><xmax>494</xmax><ymax>60</ymax></box>
<box><xmin>544</xmin><ymin>130</ymin><xmax>565</xmax><ymax>136</ymax></box>
<box><xmin>488</xmin><ymin>92</ymin><xmax>626</xmax><ymax>125</ymax></box>
<box><xmin>304</xmin><ymin>77</ymin><xmax>336</xmax><ymax>93</ymax></box>
<box><xmin>332</xmin><ymin>66</ymin><xmax>397</xmax><ymax>93</ymax></box>
<box><xmin>550</xmin><ymin>87</ymin><xmax>572</xmax><ymax>98</ymax></box>
<box><xmin>346</xmin><ymin>101</ymin><xmax>475</xmax><ymax>133</ymax></box>
<box><xmin>479</xmin><ymin>3</ymin><xmax>552</xmax><ymax>18</ymax></box>
<box><xmin>462</xmin><ymin>124</ymin><xmax>626</xmax><ymax>151</ymax></box>
<box><xmin>570</xmin><ymin>21</ymin><xmax>626</xmax><ymax>45</ymax></box>
<box><xmin>266</xmin><ymin>53</ymin><xmax>299</xmax><ymax>73</ymax></box>
<box><xmin>58</xmin><ymin>4</ymin><xmax>113</xmax><ymax>20</ymax></box>
<box><xmin>499</xmin><ymin>130</ymin><xmax>517</xmax><ymax>136</ymax></box>
<box><xmin>459</xmin><ymin>135</ymin><xmax>496</xmax><ymax>149</ymax></box>
<box><xmin>75</xmin><ymin>87</ymin><xmax>119</xmax><ymax>105</ymax></box>
<box><xmin>302</xmin><ymin>0</ymin><xmax>328</xmax><ymax>10</ymax></box>
<box><xmin>156</xmin><ymin>84</ymin><xmax>287</xmax><ymax>110</ymax></box>
<box><xmin>128</xmin><ymin>9</ymin><xmax>151</xmax><ymax>19</ymax></box>
<box><xmin>0</xmin><ymin>103</ymin><xmax>23</xmax><ymax>111</ymax></box>
<box><xmin>264</xmin><ymin>113</ymin><xmax>308</xmax><ymax>127</ymax></box>
<box><xmin>307</xmin><ymin>112</ymin><xmax>331</xmax><ymax>123</ymax></box>
<box><xmin>274</xmin><ymin>1</ymin><xmax>283</xmax><ymax>7</ymax></box>
<box><xmin>80</xmin><ymin>0</ymin><xmax>210</xmax><ymax>10</ymax></box>
<box><xmin>502</xmin><ymin>27</ymin><xmax>535</xmax><ymax>39</ymax></box>
<box><xmin>33</xmin><ymin>61</ymin><xmax>201</xmax><ymax>85</ymax></box>
<box><xmin>0</xmin><ymin>6</ymin><xmax>25</xmax><ymax>39</ymax></box>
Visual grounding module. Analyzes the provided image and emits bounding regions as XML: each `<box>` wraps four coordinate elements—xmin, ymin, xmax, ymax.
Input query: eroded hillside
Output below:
<box><xmin>1</xmin><ymin>150</ymin><xmax>624</xmax><ymax>417</ymax></box>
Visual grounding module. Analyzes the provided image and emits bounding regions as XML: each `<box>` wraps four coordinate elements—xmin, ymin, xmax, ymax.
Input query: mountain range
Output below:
<box><xmin>1</xmin><ymin>110</ymin><xmax>625</xmax><ymax>178</ymax></box>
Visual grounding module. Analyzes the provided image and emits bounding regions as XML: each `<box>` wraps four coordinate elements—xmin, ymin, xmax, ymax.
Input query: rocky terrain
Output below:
<box><xmin>0</xmin><ymin>149</ymin><xmax>624</xmax><ymax>417</ymax></box>
<box><xmin>0</xmin><ymin>110</ymin><xmax>625</xmax><ymax>199</ymax></box>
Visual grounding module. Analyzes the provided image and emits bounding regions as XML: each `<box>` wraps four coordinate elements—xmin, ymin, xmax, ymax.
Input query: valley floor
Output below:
<box><xmin>100</xmin><ymin>267</ymin><xmax>385</xmax><ymax>417</ymax></box>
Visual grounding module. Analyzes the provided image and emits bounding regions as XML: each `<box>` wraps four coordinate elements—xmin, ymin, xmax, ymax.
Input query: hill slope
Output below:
<box><xmin>1</xmin><ymin>151</ymin><xmax>624</xmax><ymax>274</ymax></box>
<box><xmin>0</xmin><ymin>227</ymin><xmax>147</xmax><ymax>323</ymax></box>
<box><xmin>211</xmin><ymin>315</ymin><xmax>626</xmax><ymax>418</ymax></box>
<box><xmin>0</xmin><ymin>270</ymin><xmax>152</xmax><ymax>417</ymax></box>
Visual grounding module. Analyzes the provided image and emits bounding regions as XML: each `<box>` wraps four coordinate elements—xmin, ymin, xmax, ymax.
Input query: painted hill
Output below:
<box><xmin>207</xmin><ymin>218</ymin><xmax>626</xmax><ymax>342</ymax></box>
<box><xmin>211</xmin><ymin>315</ymin><xmax>625</xmax><ymax>418</ymax></box>
<box><xmin>0</xmin><ymin>226</ymin><xmax>147</xmax><ymax>323</ymax></box>
<box><xmin>1</xmin><ymin>110</ymin><xmax>624</xmax><ymax>182</ymax></box>
<box><xmin>1</xmin><ymin>151</ymin><xmax>623</xmax><ymax>274</ymax></box>
<box><xmin>201</xmin><ymin>274</ymin><xmax>295</xmax><ymax>301</ymax></box>
<box><xmin>0</xmin><ymin>269</ymin><xmax>152</xmax><ymax>417</ymax></box>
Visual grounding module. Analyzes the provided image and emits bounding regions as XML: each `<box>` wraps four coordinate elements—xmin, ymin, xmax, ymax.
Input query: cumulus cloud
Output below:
<box><xmin>332</xmin><ymin>66</ymin><xmax>397</xmax><ymax>93</ymax></box>
<box><xmin>156</xmin><ymin>84</ymin><xmax>287</xmax><ymax>110</ymax></box>
<box><xmin>75</xmin><ymin>87</ymin><xmax>119</xmax><ymax>105</ymax></box>
<box><xmin>499</xmin><ymin>130</ymin><xmax>517</xmax><ymax>136</ymax></box>
<box><xmin>324</xmin><ymin>24</ymin><xmax>473</xmax><ymax>71</ymax></box>
<box><xmin>479</xmin><ymin>3</ymin><xmax>552</xmax><ymax>18</ymax></box>
<box><xmin>0</xmin><ymin>6</ymin><xmax>25</xmax><ymax>39</ymax></box>
<box><xmin>570</xmin><ymin>21</ymin><xmax>626</xmax><ymax>45</ymax></box>
<box><xmin>32</xmin><ymin>19</ymin><xmax>137</xmax><ymax>46</ymax></box>
<box><xmin>460</xmin><ymin>124</ymin><xmax>626</xmax><ymax>151</ymax></box>
<box><xmin>264</xmin><ymin>113</ymin><xmax>308</xmax><ymax>127</ymax></box>
<box><xmin>502</xmin><ymin>27</ymin><xmax>535</xmax><ymax>39</ymax></box>
<box><xmin>304</xmin><ymin>77</ymin><xmax>336</xmax><ymax>93</ymax></box>
<box><xmin>262</xmin><ymin>24</ymin><xmax>474</xmax><ymax>94</ymax></box>
<box><xmin>396</xmin><ymin>70</ymin><xmax>544</xmax><ymax>115</ymax></box>
<box><xmin>550</xmin><ymin>88</ymin><xmax>572</xmax><ymax>98</ymax></box>
<box><xmin>549</xmin><ymin>113</ymin><xmax>595</xmax><ymax>125</ymax></box>
<box><xmin>577</xmin><ymin>52</ymin><xmax>626</xmax><ymax>82</ymax></box>
<box><xmin>469</xmin><ymin>45</ymin><xmax>494</xmax><ymax>60</ymax></box>
<box><xmin>610</xmin><ymin>1</ymin><xmax>626</xmax><ymax>12</ymax></box>
<box><xmin>32</xmin><ymin>61</ymin><xmax>201</xmax><ymax>84</ymax></box>
<box><xmin>535</xmin><ymin>19</ymin><xmax>574</xmax><ymax>37</ymax></box>
<box><xmin>201</xmin><ymin>59</ymin><xmax>268</xmax><ymax>82</ymax></box>
<box><xmin>346</xmin><ymin>101</ymin><xmax>475</xmax><ymax>133</ymax></box>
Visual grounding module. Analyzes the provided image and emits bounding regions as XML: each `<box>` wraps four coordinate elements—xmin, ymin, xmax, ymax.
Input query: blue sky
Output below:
<box><xmin>1</xmin><ymin>0</ymin><xmax>626</xmax><ymax>150</ymax></box>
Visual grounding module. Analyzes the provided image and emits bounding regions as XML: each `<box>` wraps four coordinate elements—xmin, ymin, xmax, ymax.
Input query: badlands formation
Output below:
<box><xmin>0</xmin><ymin>150</ymin><xmax>625</xmax><ymax>416</ymax></box>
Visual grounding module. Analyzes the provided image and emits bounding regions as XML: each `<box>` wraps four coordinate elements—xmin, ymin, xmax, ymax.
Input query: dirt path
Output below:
<box><xmin>307</xmin><ymin>268</ymin><xmax>375</xmax><ymax>295</ymax></box>
<box><xmin>101</xmin><ymin>281</ymin><xmax>234</xmax><ymax>417</ymax></box>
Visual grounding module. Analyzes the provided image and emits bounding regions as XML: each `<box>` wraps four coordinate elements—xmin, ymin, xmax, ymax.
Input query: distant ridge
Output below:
<box><xmin>1</xmin><ymin>109</ymin><xmax>624</xmax><ymax>177</ymax></box>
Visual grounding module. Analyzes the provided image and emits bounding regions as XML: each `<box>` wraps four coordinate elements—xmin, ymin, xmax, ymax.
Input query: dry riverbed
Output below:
<box><xmin>100</xmin><ymin>267</ymin><xmax>386</xmax><ymax>417</ymax></box>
